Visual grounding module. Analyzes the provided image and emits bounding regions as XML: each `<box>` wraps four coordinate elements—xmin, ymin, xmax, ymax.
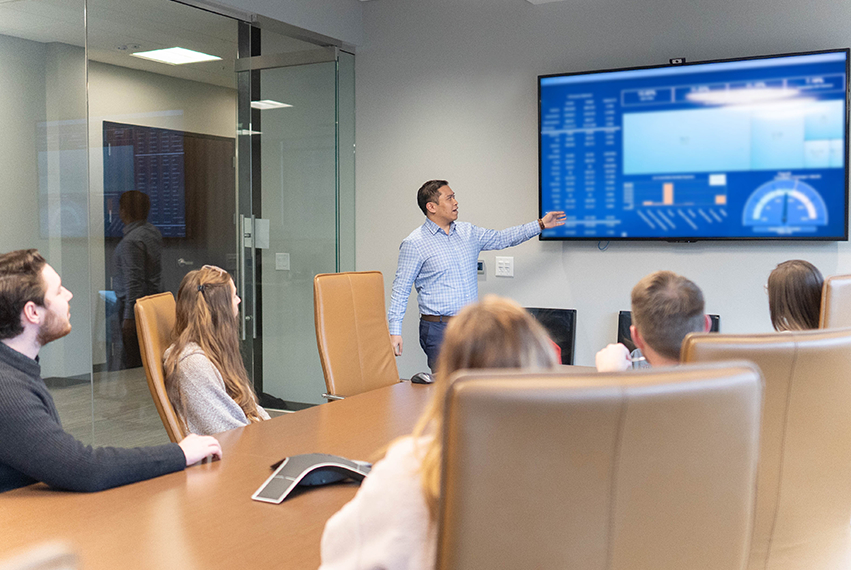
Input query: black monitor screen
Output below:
<box><xmin>539</xmin><ymin>49</ymin><xmax>849</xmax><ymax>241</ymax></box>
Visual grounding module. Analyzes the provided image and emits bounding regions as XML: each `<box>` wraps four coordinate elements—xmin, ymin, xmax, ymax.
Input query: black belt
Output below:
<box><xmin>421</xmin><ymin>314</ymin><xmax>453</xmax><ymax>323</ymax></box>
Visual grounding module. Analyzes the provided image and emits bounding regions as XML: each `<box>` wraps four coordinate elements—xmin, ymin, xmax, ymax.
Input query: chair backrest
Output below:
<box><xmin>437</xmin><ymin>362</ymin><xmax>763</xmax><ymax>570</ymax></box>
<box><xmin>524</xmin><ymin>307</ymin><xmax>577</xmax><ymax>364</ymax></box>
<box><xmin>135</xmin><ymin>292</ymin><xmax>185</xmax><ymax>442</ymax></box>
<box><xmin>313</xmin><ymin>271</ymin><xmax>399</xmax><ymax>398</ymax></box>
<box><xmin>682</xmin><ymin>327</ymin><xmax>851</xmax><ymax>570</ymax></box>
<box><xmin>819</xmin><ymin>274</ymin><xmax>851</xmax><ymax>328</ymax></box>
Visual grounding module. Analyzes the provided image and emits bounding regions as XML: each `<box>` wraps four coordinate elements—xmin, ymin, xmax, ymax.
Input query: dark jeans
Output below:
<box><xmin>117</xmin><ymin>299</ymin><xmax>142</xmax><ymax>370</ymax></box>
<box><xmin>419</xmin><ymin>318</ymin><xmax>449</xmax><ymax>372</ymax></box>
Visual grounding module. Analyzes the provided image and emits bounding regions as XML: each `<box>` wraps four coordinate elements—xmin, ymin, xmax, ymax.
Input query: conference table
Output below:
<box><xmin>0</xmin><ymin>381</ymin><xmax>436</xmax><ymax>570</ymax></box>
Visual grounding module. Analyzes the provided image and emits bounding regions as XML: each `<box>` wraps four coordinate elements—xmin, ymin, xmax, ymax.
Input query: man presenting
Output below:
<box><xmin>0</xmin><ymin>249</ymin><xmax>221</xmax><ymax>493</ymax></box>
<box><xmin>595</xmin><ymin>270</ymin><xmax>710</xmax><ymax>371</ymax></box>
<box><xmin>388</xmin><ymin>180</ymin><xmax>566</xmax><ymax>370</ymax></box>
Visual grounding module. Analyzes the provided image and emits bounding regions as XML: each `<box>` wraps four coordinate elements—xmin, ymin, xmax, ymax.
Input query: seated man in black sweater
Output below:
<box><xmin>595</xmin><ymin>270</ymin><xmax>710</xmax><ymax>371</ymax></box>
<box><xmin>0</xmin><ymin>249</ymin><xmax>222</xmax><ymax>493</ymax></box>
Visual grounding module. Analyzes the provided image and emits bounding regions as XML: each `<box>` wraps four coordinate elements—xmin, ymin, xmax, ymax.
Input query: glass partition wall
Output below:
<box><xmin>0</xmin><ymin>0</ymin><xmax>354</xmax><ymax>448</ymax></box>
<box><xmin>0</xmin><ymin>0</ymin><xmax>91</xmax><ymax>441</ymax></box>
<box><xmin>238</xmin><ymin>29</ymin><xmax>356</xmax><ymax>407</ymax></box>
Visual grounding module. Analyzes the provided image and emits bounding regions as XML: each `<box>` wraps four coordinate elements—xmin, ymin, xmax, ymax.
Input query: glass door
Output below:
<box><xmin>237</xmin><ymin>29</ymin><xmax>355</xmax><ymax>407</ymax></box>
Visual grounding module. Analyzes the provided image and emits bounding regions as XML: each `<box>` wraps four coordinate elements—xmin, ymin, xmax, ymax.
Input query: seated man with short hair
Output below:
<box><xmin>596</xmin><ymin>270</ymin><xmax>710</xmax><ymax>371</ymax></box>
<box><xmin>0</xmin><ymin>249</ymin><xmax>222</xmax><ymax>493</ymax></box>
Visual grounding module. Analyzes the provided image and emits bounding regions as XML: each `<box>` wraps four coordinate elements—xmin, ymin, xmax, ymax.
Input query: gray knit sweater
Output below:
<box><xmin>0</xmin><ymin>341</ymin><xmax>185</xmax><ymax>493</ymax></box>
<box><xmin>164</xmin><ymin>343</ymin><xmax>269</xmax><ymax>436</ymax></box>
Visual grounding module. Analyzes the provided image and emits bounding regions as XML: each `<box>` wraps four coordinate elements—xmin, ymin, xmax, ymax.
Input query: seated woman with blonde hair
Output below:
<box><xmin>163</xmin><ymin>265</ymin><xmax>269</xmax><ymax>435</ymax></box>
<box><xmin>767</xmin><ymin>259</ymin><xmax>824</xmax><ymax>331</ymax></box>
<box><xmin>319</xmin><ymin>295</ymin><xmax>558</xmax><ymax>570</ymax></box>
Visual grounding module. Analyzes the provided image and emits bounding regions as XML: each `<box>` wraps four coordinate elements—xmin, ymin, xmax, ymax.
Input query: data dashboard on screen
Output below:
<box><xmin>538</xmin><ymin>49</ymin><xmax>850</xmax><ymax>241</ymax></box>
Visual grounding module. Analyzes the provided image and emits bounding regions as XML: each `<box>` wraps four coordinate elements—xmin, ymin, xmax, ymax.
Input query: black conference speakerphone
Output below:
<box><xmin>252</xmin><ymin>453</ymin><xmax>372</xmax><ymax>504</ymax></box>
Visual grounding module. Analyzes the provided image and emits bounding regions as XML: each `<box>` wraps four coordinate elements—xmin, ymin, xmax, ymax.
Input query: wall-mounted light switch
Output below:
<box><xmin>495</xmin><ymin>256</ymin><xmax>514</xmax><ymax>277</ymax></box>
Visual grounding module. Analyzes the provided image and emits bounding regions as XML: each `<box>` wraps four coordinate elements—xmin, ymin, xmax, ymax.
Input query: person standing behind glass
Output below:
<box><xmin>114</xmin><ymin>190</ymin><xmax>162</xmax><ymax>369</ymax></box>
<box><xmin>767</xmin><ymin>259</ymin><xmax>824</xmax><ymax>331</ymax></box>
<box><xmin>388</xmin><ymin>179</ymin><xmax>566</xmax><ymax>371</ymax></box>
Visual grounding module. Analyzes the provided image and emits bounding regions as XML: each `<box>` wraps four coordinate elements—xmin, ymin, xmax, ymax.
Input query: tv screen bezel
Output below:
<box><xmin>537</xmin><ymin>48</ymin><xmax>851</xmax><ymax>242</ymax></box>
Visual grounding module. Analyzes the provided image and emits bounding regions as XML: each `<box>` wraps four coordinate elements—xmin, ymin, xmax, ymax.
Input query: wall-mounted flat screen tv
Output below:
<box><xmin>538</xmin><ymin>49</ymin><xmax>849</xmax><ymax>241</ymax></box>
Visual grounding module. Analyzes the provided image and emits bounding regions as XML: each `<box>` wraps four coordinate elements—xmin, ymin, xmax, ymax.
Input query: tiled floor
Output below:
<box><xmin>49</xmin><ymin>368</ymin><xmax>292</xmax><ymax>448</ymax></box>
<box><xmin>50</xmin><ymin>368</ymin><xmax>171</xmax><ymax>447</ymax></box>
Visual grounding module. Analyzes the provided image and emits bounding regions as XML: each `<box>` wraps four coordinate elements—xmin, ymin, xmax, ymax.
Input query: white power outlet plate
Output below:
<box><xmin>495</xmin><ymin>256</ymin><xmax>514</xmax><ymax>277</ymax></box>
<box><xmin>275</xmin><ymin>253</ymin><xmax>290</xmax><ymax>271</ymax></box>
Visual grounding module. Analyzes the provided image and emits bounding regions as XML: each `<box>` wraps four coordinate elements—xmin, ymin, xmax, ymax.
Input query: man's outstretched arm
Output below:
<box><xmin>477</xmin><ymin>211</ymin><xmax>566</xmax><ymax>250</ymax></box>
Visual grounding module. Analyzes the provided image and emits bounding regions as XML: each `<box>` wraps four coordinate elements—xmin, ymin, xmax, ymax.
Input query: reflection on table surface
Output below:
<box><xmin>1</xmin><ymin>381</ymin><xmax>436</xmax><ymax>570</ymax></box>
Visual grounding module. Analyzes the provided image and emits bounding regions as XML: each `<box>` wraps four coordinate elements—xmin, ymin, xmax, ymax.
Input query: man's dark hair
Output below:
<box><xmin>631</xmin><ymin>270</ymin><xmax>705</xmax><ymax>361</ymax></box>
<box><xmin>119</xmin><ymin>190</ymin><xmax>151</xmax><ymax>222</ymax></box>
<box><xmin>0</xmin><ymin>249</ymin><xmax>47</xmax><ymax>340</ymax></box>
<box><xmin>417</xmin><ymin>180</ymin><xmax>449</xmax><ymax>216</ymax></box>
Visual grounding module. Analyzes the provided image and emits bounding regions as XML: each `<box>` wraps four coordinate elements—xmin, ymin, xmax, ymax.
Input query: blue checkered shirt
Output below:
<box><xmin>388</xmin><ymin>218</ymin><xmax>541</xmax><ymax>335</ymax></box>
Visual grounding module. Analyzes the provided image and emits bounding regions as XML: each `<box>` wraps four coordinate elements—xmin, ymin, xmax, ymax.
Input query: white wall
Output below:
<box><xmin>355</xmin><ymin>0</ymin><xmax>851</xmax><ymax>375</ymax></box>
<box><xmin>218</xmin><ymin>0</ymin><xmax>363</xmax><ymax>46</ymax></box>
<box><xmin>0</xmin><ymin>35</ymin><xmax>92</xmax><ymax>378</ymax></box>
<box><xmin>88</xmin><ymin>62</ymin><xmax>236</xmax><ymax>138</ymax></box>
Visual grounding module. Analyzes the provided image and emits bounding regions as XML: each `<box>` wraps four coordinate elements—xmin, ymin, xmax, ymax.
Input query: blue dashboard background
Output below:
<box><xmin>538</xmin><ymin>51</ymin><xmax>849</xmax><ymax>240</ymax></box>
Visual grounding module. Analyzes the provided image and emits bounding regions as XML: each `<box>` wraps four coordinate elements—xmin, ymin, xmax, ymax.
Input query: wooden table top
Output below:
<box><xmin>0</xmin><ymin>381</ymin><xmax>435</xmax><ymax>570</ymax></box>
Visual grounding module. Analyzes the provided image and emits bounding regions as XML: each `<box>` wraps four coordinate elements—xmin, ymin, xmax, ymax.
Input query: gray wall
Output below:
<box><xmin>355</xmin><ymin>0</ymin><xmax>851</xmax><ymax>375</ymax></box>
<box><xmin>218</xmin><ymin>0</ymin><xmax>363</xmax><ymax>46</ymax></box>
<box><xmin>0</xmin><ymin>35</ymin><xmax>91</xmax><ymax>379</ymax></box>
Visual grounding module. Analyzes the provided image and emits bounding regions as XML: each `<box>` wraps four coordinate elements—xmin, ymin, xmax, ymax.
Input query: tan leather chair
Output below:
<box><xmin>437</xmin><ymin>362</ymin><xmax>763</xmax><ymax>570</ymax></box>
<box><xmin>135</xmin><ymin>292</ymin><xmax>185</xmax><ymax>442</ymax></box>
<box><xmin>682</xmin><ymin>327</ymin><xmax>851</xmax><ymax>570</ymax></box>
<box><xmin>313</xmin><ymin>271</ymin><xmax>400</xmax><ymax>399</ymax></box>
<box><xmin>820</xmin><ymin>274</ymin><xmax>851</xmax><ymax>328</ymax></box>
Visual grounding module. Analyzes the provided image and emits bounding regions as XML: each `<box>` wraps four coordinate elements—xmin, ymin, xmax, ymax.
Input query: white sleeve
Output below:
<box><xmin>174</xmin><ymin>351</ymin><xmax>250</xmax><ymax>435</ymax></box>
<box><xmin>319</xmin><ymin>437</ymin><xmax>437</xmax><ymax>570</ymax></box>
<box><xmin>257</xmin><ymin>405</ymin><xmax>271</xmax><ymax>420</ymax></box>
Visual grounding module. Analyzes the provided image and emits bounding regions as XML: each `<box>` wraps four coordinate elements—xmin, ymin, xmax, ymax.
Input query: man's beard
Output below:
<box><xmin>37</xmin><ymin>309</ymin><xmax>71</xmax><ymax>346</ymax></box>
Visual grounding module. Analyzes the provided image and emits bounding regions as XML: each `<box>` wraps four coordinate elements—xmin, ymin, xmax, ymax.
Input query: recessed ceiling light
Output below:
<box><xmin>130</xmin><ymin>47</ymin><xmax>221</xmax><ymax>66</ymax></box>
<box><xmin>251</xmin><ymin>100</ymin><xmax>293</xmax><ymax>110</ymax></box>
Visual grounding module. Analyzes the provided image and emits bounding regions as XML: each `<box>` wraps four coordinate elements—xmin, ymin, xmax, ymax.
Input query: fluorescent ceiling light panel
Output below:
<box><xmin>526</xmin><ymin>0</ymin><xmax>568</xmax><ymax>4</ymax></box>
<box><xmin>131</xmin><ymin>47</ymin><xmax>221</xmax><ymax>65</ymax></box>
<box><xmin>251</xmin><ymin>100</ymin><xmax>293</xmax><ymax>110</ymax></box>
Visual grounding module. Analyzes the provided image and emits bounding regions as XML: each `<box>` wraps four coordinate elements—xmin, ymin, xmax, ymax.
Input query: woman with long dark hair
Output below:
<box><xmin>767</xmin><ymin>260</ymin><xmax>824</xmax><ymax>332</ymax></box>
<box><xmin>319</xmin><ymin>295</ymin><xmax>558</xmax><ymax>570</ymax></box>
<box><xmin>163</xmin><ymin>265</ymin><xmax>269</xmax><ymax>435</ymax></box>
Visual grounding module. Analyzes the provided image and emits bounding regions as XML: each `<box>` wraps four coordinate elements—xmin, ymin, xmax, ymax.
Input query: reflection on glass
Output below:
<box><xmin>0</xmin><ymin>0</ymin><xmax>91</xmax><ymax>443</ymax></box>
<box><xmin>88</xmin><ymin>0</ymin><xmax>240</xmax><ymax>447</ymax></box>
<box><xmin>0</xmin><ymin>0</ymin><xmax>355</xmax><ymax>451</ymax></box>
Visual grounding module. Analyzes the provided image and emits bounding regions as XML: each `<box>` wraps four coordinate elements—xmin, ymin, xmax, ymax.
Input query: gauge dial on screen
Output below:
<box><xmin>743</xmin><ymin>178</ymin><xmax>828</xmax><ymax>232</ymax></box>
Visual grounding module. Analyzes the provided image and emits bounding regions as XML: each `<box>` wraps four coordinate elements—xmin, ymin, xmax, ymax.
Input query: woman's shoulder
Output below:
<box><xmin>382</xmin><ymin>435</ymin><xmax>431</xmax><ymax>471</ymax></box>
<box><xmin>164</xmin><ymin>341</ymin><xmax>205</xmax><ymax>359</ymax></box>
<box><xmin>319</xmin><ymin>435</ymin><xmax>435</xmax><ymax>570</ymax></box>
<box><xmin>164</xmin><ymin>342</ymin><xmax>211</xmax><ymax>368</ymax></box>
<box><xmin>362</xmin><ymin>435</ymin><xmax>432</xmax><ymax>492</ymax></box>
